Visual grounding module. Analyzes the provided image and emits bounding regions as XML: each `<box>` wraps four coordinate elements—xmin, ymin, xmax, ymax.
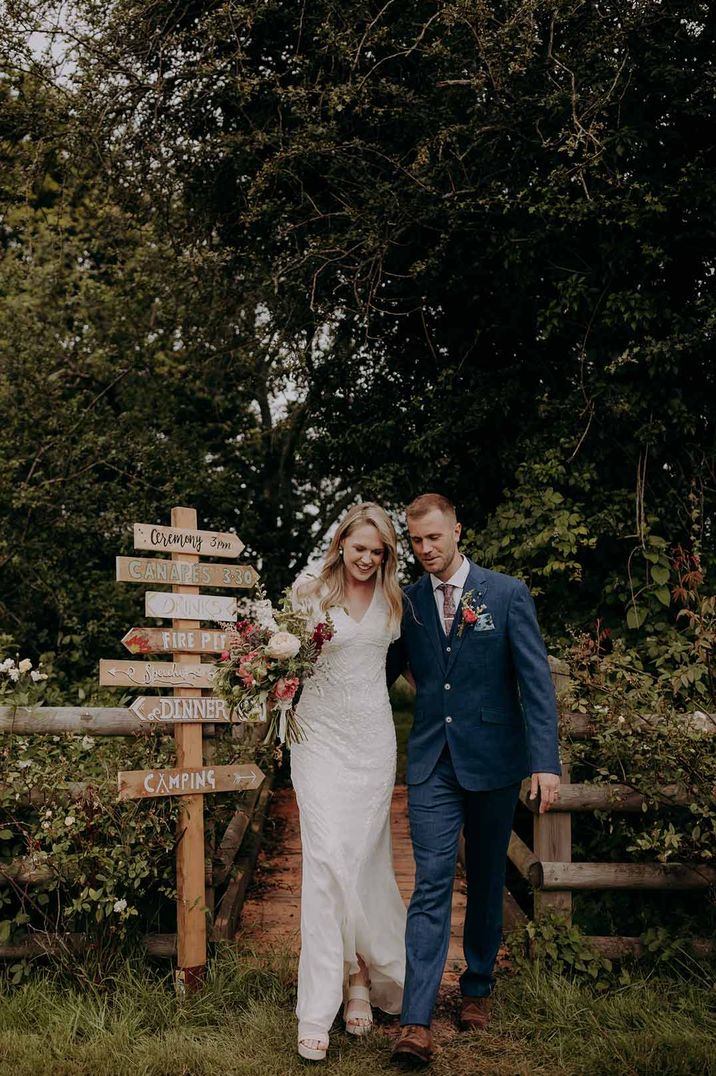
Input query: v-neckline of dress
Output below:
<box><xmin>342</xmin><ymin>581</ymin><xmax>379</xmax><ymax>627</ymax></box>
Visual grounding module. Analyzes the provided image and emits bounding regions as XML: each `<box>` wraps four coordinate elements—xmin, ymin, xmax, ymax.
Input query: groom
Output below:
<box><xmin>388</xmin><ymin>493</ymin><xmax>561</xmax><ymax>1067</ymax></box>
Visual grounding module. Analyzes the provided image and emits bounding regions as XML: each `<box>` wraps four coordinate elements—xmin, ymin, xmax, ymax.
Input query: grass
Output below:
<box><xmin>0</xmin><ymin>946</ymin><xmax>714</xmax><ymax>1075</ymax></box>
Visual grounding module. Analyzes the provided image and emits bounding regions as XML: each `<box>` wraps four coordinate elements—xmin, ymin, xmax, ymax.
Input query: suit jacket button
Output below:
<box><xmin>445</xmin><ymin>716</ymin><xmax>453</xmax><ymax>724</ymax></box>
<box><xmin>444</xmin><ymin>683</ymin><xmax>451</xmax><ymax>690</ymax></box>
<box><xmin>446</xmin><ymin>646</ymin><xmax>451</xmax><ymax>653</ymax></box>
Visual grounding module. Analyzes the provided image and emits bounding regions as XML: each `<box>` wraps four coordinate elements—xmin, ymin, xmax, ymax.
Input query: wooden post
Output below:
<box><xmin>534</xmin><ymin>657</ymin><xmax>572</xmax><ymax>922</ymax></box>
<box><xmin>171</xmin><ymin>506</ymin><xmax>207</xmax><ymax>990</ymax></box>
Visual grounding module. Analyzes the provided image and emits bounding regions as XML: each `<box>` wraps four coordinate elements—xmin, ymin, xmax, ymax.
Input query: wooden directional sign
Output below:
<box><xmin>116</xmin><ymin>556</ymin><xmax>257</xmax><ymax>589</ymax></box>
<box><xmin>117</xmin><ymin>763</ymin><xmax>264</xmax><ymax>801</ymax></box>
<box><xmin>122</xmin><ymin>627</ymin><xmax>231</xmax><ymax>655</ymax></box>
<box><xmin>145</xmin><ymin>591</ymin><xmax>237</xmax><ymax>623</ymax></box>
<box><xmin>134</xmin><ymin>523</ymin><xmax>244</xmax><ymax>559</ymax></box>
<box><xmin>99</xmin><ymin>659</ymin><xmax>217</xmax><ymax>690</ymax></box>
<box><xmin>130</xmin><ymin>696</ymin><xmax>241</xmax><ymax>723</ymax></box>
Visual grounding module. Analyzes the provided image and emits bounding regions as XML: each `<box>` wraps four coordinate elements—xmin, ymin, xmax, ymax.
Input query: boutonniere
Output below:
<box><xmin>457</xmin><ymin>590</ymin><xmax>487</xmax><ymax>636</ymax></box>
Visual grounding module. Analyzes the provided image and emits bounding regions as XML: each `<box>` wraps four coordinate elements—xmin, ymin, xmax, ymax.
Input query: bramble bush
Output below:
<box><xmin>0</xmin><ymin>637</ymin><xmax>262</xmax><ymax>982</ymax></box>
<box><xmin>564</xmin><ymin>552</ymin><xmax>715</xmax><ymax>871</ymax></box>
<box><xmin>547</xmin><ymin>548</ymin><xmax>716</xmax><ymax>949</ymax></box>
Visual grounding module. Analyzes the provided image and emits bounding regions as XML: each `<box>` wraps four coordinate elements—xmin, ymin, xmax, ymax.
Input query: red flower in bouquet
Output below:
<box><xmin>312</xmin><ymin>621</ymin><xmax>334</xmax><ymax>655</ymax></box>
<box><xmin>462</xmin><ymin>607</ymin><xmax>478</xmax><ymax>625</ymax></box>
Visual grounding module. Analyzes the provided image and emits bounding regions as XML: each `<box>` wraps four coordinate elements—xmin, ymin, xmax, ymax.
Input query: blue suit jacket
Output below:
<box><xmin>387</xmin><ymin>560</ymin><xmax>561</xmax><ymax>790</ymax></box>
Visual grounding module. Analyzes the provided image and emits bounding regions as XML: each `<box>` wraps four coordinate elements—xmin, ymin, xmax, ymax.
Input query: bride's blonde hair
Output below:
<box><xmin>296</xmin><ymin>502</ymin><xmax>402</xmax><ymax>633</ymax></box>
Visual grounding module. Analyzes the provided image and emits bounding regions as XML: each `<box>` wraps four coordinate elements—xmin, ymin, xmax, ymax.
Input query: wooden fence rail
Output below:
<box><xmin>0</xmin><ymin>715</ymin><xmax>270</xmax><ymax>963</ymax></box>
<box><xmin>0</xmin><ymin>706</ymin><xmax>143</xmax><ymax>736</ymax></box>
<box><xmin>505</xmin><ymin>658</ymin><xmax>715</xmax><ymax>957</ymax></box>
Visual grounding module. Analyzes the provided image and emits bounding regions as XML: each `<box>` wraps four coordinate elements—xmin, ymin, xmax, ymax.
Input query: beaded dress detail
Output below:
<box><xmin>290</xmin><ymin>576</ymin><xmax>406</xmax><ymax>1041</ymax></box>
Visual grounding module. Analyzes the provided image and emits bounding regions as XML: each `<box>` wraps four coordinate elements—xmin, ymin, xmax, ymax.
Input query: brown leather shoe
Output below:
<box><xmin>459</xmin><ymin>995</ymin><xmax>492</xmax><ymax>1031</ymax></box>
<box><xmin>391</xmin><ymin>1024</ymin><xmax>433</xmax><ymax>1067</ymax></box>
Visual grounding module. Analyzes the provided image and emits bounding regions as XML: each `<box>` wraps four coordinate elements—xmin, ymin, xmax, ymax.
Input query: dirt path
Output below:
<box><xmin>240</xmin><ymin>786</ymin><xmax>512</xmax><ymax>991</ymax></box>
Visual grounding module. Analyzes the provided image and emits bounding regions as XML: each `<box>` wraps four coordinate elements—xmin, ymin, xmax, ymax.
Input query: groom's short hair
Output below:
<box><xmin>406</xmin><ymin>493</ymin><xmax>457</xmax><ymax>523</ymax></box>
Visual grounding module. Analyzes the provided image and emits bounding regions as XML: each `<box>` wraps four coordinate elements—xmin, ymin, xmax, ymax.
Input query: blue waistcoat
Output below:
<box><xmin>387</xmin><ymin>560</ymin><xmax>561</xmax><ymax>790</ymax></box>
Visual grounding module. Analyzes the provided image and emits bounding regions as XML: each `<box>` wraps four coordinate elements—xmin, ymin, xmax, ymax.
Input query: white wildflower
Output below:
<box><xmin>45</xmin><ymin>809</ymin><xmax>53</xmax><ymax>818</ymax></box>
<box><xmin>113</xmin><ymin>898</ymin><xmax>127</xmax><ymax>914</ymax></box>
<box><xmin>18</xmin><ymin>658</ymin><xmax>32</xmax><ymax>674</ymax></box>
<box><xmin>64</xmin><ymin>815</ymin><xmax>75</xmax><ymax>827</ymax></box>
<box><xmin>254</xmin><ymin>599</ymin><xmax>279</xmax><ymax>632</ymax></box>
<box><xmin>42</xmin><ymin>821</ymin><xmax>51</xmax><ymax>830</ymax></box>
<box><xmin>80</xmin><ymin>735</ymin><xmax>94</xmax><ymax>750</ymax></box>
<box><xmin>30</xmin><ymin>669</ymin><xmax>47</xmax><ymax>683</ymax></box>
<box><xmin>0</xmin><ymin>658</ymin><xmax>14</xmax><ymax>672</ymax></box>
<box><xmin>8</xmin><ymin>668</ymin><xmax>20</xmax><ymax>682</ymax></box>
<box><xmin>17</xmin><ymin>759</ymin><xmax>32</xmax><ymax>769</ymax></box>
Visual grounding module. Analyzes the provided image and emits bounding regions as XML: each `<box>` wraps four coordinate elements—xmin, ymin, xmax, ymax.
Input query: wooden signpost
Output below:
<box><xmin>122</xmin><ymin>627</ymin><xmax>231</xmax><ymax>655</ymax></box>
<box><xmin>99</xmin><ymin>660</ymin><xmax>217</xmax><ymax>690</ymax></box>
<box><xmin>118</xmin><ymin>763</ymin><xmax>264</xmax><ymax>801</ymax></box>
<box><xmin>134</xmin><ymin>523</ymin><xmax>244</xmax><ymax>557</ymax></box>
<box><xmin>145</xmin><ymin>591</ymin><xmax>238</xmax><ymax>623</ymax></box>
<box><xmin>129</xmin><ymin>696</ymin><xmax>234</xmax><ymax>723</ymax></box>
<box><xmin>117</xmin><ymin>557</ymin><xmax>257</xmax><ymax>589</ymax></box>
<box><xmin>102</xmin><ymin>506</ymin><xmax>266</xmax><ymax>991</ymax></box>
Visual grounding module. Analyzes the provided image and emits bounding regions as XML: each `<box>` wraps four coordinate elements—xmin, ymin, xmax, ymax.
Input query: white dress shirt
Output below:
<box><xmin>431</xmin><ymin>554</ymin><xmax>470</xmax><ymax>633</ymax></box>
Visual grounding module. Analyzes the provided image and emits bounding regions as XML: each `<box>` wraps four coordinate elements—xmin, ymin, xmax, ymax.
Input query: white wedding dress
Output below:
<box><xmin>290</xmin><ymin>577</ymin><xmax>406</xmax><ymax>1041</ymax></box>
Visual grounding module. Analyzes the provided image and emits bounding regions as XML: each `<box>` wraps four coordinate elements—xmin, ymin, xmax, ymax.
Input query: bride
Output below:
<box><xmin>290</xmin><ymin>502</ymin><xmax>406</xmax><ymax>1061</ymax></box>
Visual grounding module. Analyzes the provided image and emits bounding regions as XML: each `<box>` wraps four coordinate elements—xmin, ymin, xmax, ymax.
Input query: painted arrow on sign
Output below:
<box><xmin>134</xmin><ymin>523</ymin><xmax>244</xmax><ymax>559</ymax></box>
<box><xmin>117</xmin><ymin>763</ymin><xmax>264</xmax><ymax>801</ymax></box>
<box><xmin>116</xmin><ymin>557</ymin><xmax>258</xmax><ymax>589</ymax></box>
<box><xmin>144</xmin><ymin>591</ymin><xmax>237</xmax><ymax>623</ymax></box>
<box><xmin>121</xmin><ymin>627</ymin><xmax>232</xmax><ymax>655</ymax></box>
<box><xmin>129</xmin><ymin>696</ymin><xmax>248</xmax><ymax>723</ymax></box>
<box><xmin>99</xmin><ymin>659</ymin><xmax>217</xmax><ymax>690</ymax></box>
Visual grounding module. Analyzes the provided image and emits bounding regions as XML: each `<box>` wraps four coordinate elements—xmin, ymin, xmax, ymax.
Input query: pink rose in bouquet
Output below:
<box><xmin>273</xmin><ymin>676</ymin><xmax>300</xmax><ymax>702</ymax></box>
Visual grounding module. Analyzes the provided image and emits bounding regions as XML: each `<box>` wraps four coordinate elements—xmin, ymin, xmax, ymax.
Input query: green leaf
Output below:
<box><xmin>626</xmin><ymin>605</ymin><xmax>647</xmax><ymax>629</ymax></box>
<box><xmin>651</xmin><ymin>564</ymin><xmax>670</xmax><ymax>585</ymax></box>
<box><xmin>654</xmin><ymin>586</ymin><xmax>671</xmax><ymax>606</ymax></box>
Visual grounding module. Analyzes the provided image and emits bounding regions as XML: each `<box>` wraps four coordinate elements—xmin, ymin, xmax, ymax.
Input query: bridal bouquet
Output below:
<box><xmin>214</xmin><ymin>587</ymin><xmax>333</xmax><ymax>747</ymax></box>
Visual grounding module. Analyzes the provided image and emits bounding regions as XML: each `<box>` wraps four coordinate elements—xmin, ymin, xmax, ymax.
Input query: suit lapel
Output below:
<box><xmin>445</xmin><ymin>561</ymin><xmax>489</xmax><ymax>677</ymax></box>
<box><xmin>414</xmin><ymin>573</ymin><xmax>447</xmax><ymax>670</ymax></box>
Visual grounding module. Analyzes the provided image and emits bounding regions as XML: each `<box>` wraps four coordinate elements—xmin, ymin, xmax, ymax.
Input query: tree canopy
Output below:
<box><xmin>1</xmin><ymin>1</ymin><xmax>714</xmax><ymax>681</ymax></box>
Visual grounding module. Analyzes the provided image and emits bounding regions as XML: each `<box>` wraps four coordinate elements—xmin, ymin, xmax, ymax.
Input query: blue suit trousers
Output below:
<box><xmin>401</xmin><ymin>746</ymin><xmax>520</xmax><ymax>1026</ymax></box>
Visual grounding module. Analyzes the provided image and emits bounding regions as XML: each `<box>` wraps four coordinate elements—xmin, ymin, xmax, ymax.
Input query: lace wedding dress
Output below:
<box><xmin>290</xmin><ymin>577</ymin><xmax>406</xmax><ymax>1041</ymax></box>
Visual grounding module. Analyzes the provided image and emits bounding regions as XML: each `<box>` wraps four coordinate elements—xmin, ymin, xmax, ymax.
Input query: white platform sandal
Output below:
<box><xmin>297</xmin><ymin>1033</ymin><xmax>329</xmax><ymax>1062</ymax></box>
<box><xmin>344</xmin><ymin>983</ymin><xmax>373</xmax><ymax>1037</ymax></box>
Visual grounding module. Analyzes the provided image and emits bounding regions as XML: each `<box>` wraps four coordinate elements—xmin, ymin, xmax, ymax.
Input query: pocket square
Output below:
<box><xmin>474</xmin><ymin>612</ymin><xmax>495</xmax><ymax>632</ymax></box>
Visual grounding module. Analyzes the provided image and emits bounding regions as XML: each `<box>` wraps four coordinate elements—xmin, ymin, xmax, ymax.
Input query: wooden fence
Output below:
<box><xmin>0</xmin><ymin>705</ymin><xmax>271</xmax><ymax>961</ymax></box>
<box><xmin>3</xmin><ymin>658</ymin><xmax>715</xmax><ymax>963</ymax></box>
<box><xmin>506</xmin><ymin>658</ymin><xmax>715</xmax><ymax>958</ymax></box>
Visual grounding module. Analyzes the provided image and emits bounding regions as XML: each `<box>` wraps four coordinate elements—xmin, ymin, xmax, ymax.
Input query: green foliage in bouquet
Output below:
<box><xmin>213</xmin><ymin>586</ymin><xmax>333</xmax><ymax>747</ymax></box>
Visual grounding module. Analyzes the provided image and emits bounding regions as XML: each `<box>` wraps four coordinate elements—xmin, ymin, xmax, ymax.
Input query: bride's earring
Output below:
<box><xmin>339</xmin><ymin>546</ymin><xmax>344</xmax><ymax>557</ymax></box>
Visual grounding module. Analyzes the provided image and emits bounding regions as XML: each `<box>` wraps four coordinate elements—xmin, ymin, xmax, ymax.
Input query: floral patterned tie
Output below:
<box><xmin>437</xmin><ymin>583</ymin><xmax>456</xmax><ymax>635</ymax></box>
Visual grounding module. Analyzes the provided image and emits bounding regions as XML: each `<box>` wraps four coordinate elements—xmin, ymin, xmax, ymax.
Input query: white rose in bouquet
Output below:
<box><xmin>266</xmin><ymin>631</ymin><xmax>301</xmax><ymax>660</ymax></box>
<box><xmin>254</xmin><ymin>599</ymin><xmax>278</xmax><ymax>632</ymax></box>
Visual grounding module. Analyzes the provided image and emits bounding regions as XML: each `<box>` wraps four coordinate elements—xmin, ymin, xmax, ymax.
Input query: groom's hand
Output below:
<box><xmin>529</xmin><ymin>772</ymin><xmax>561</xmax><ymax>814</ymax></box>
